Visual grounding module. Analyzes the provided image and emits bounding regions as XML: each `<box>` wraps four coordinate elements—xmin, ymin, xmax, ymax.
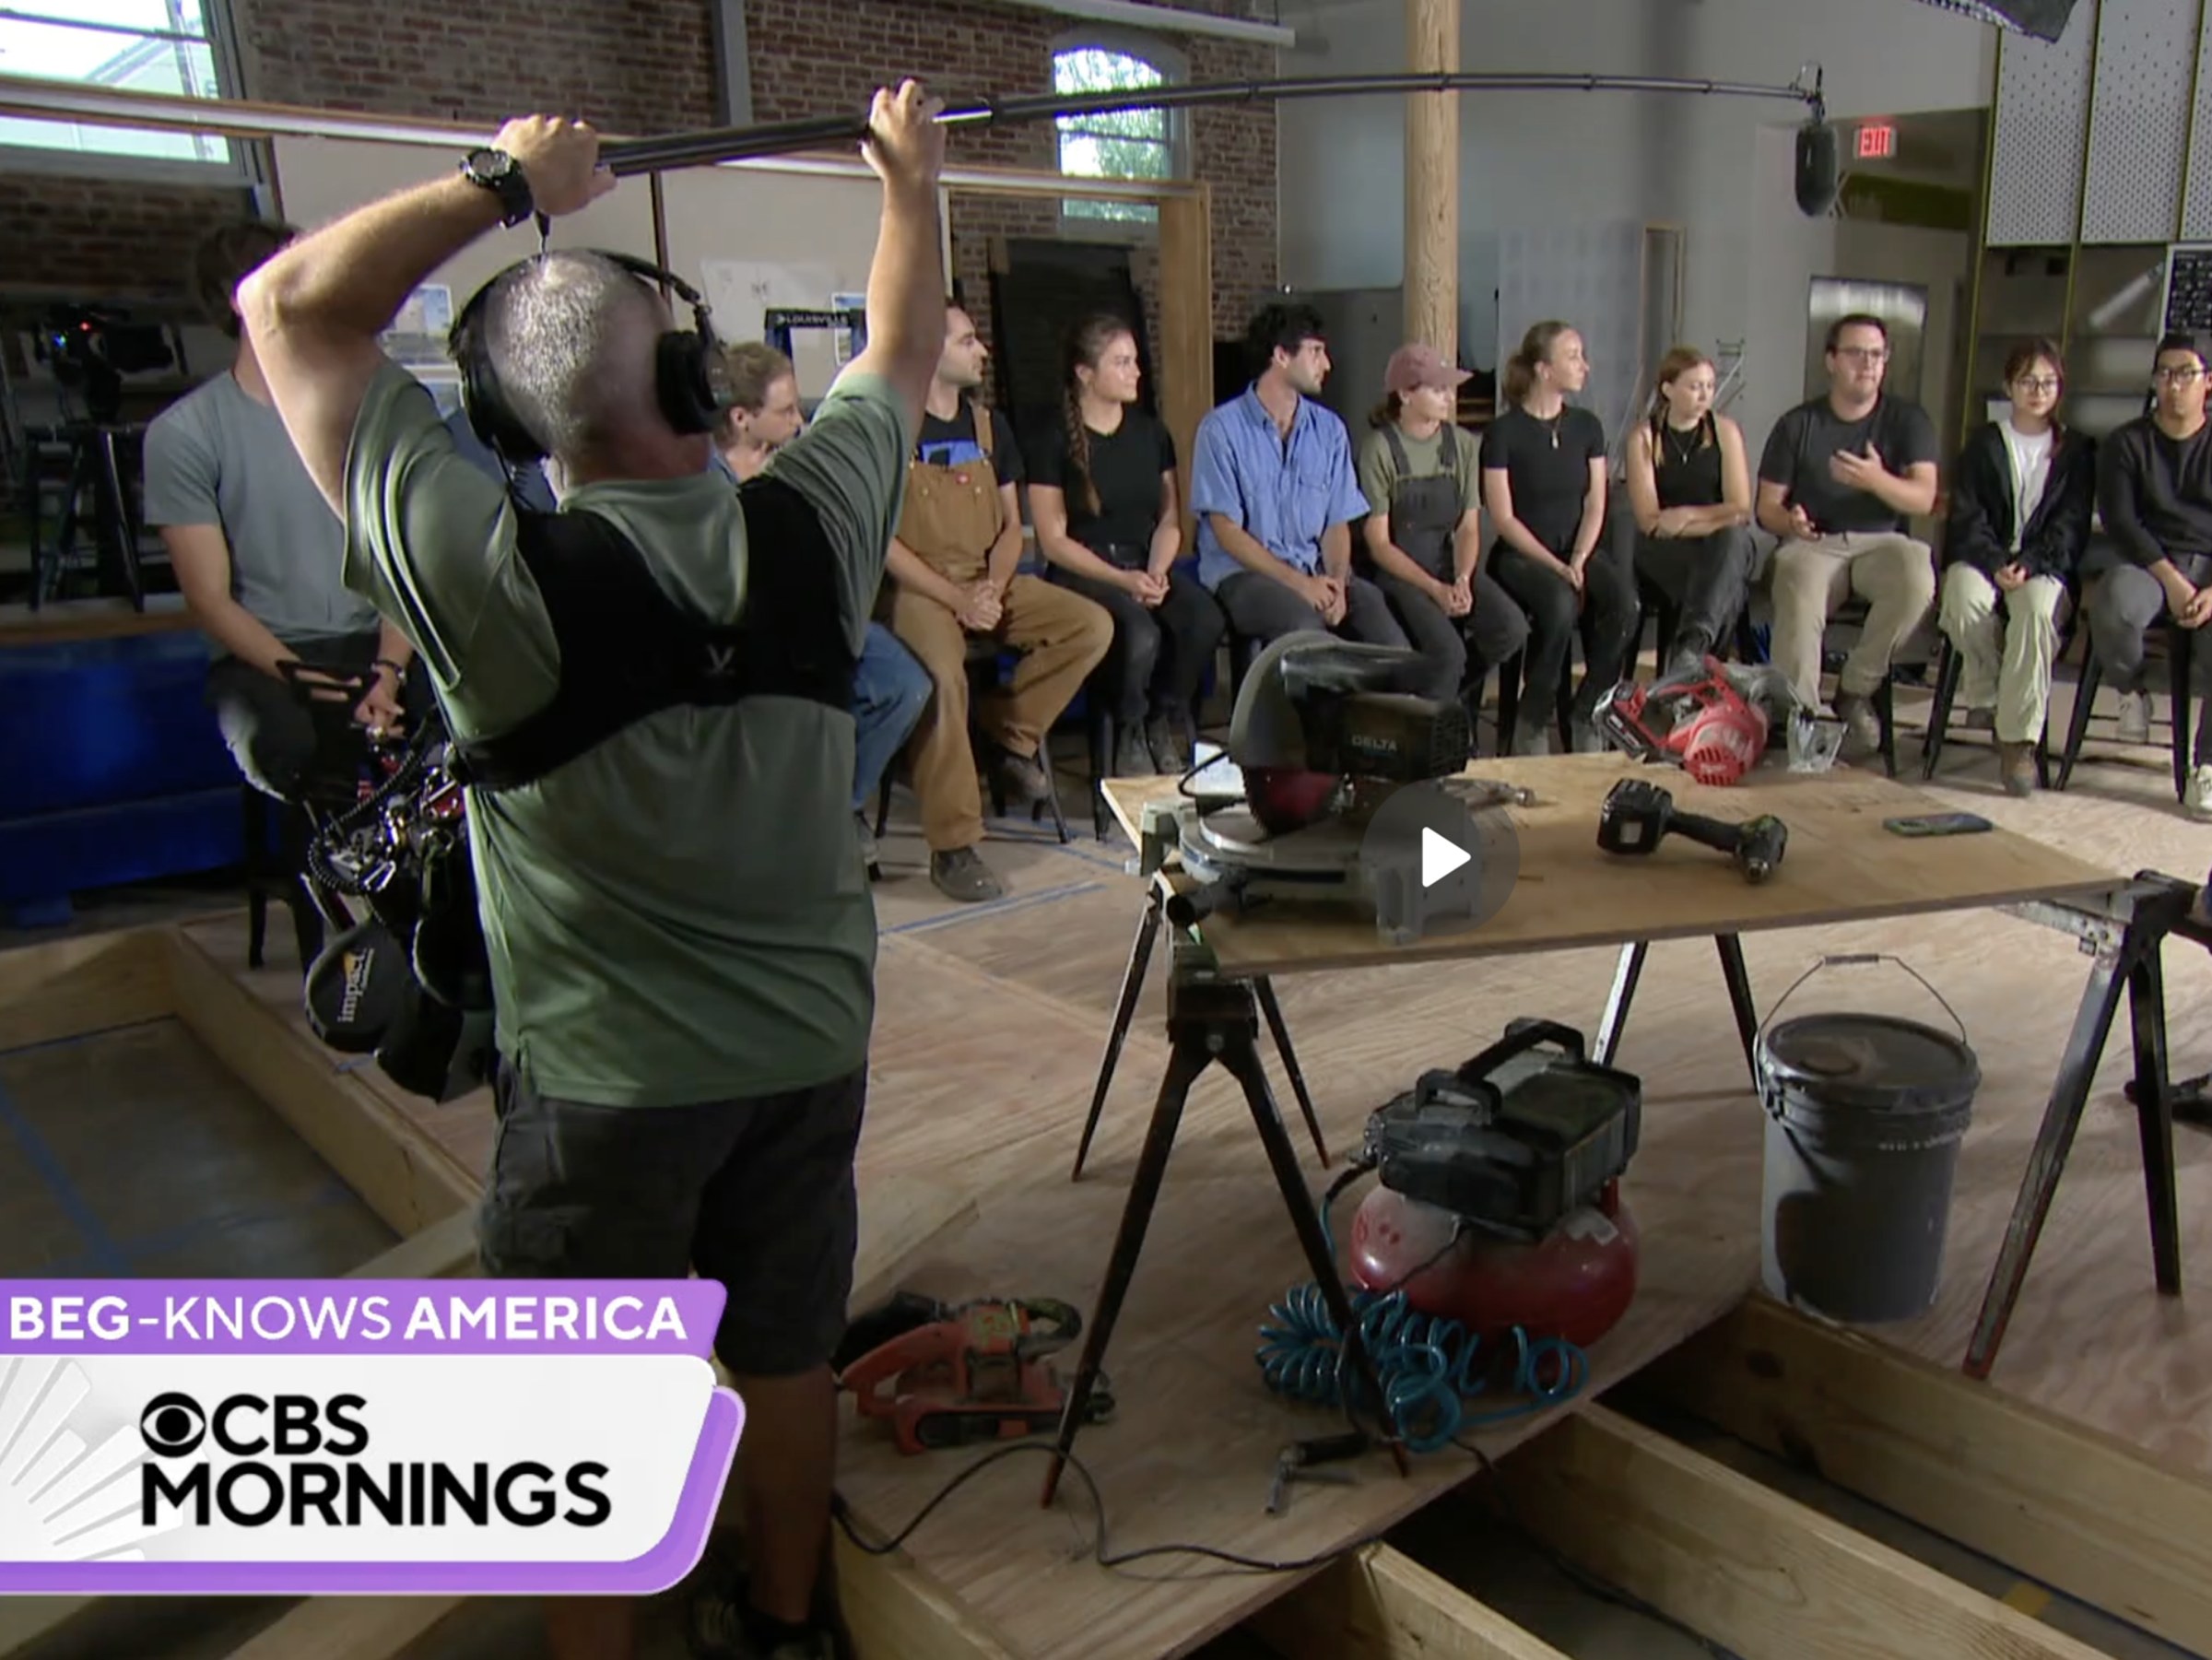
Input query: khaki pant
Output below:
<box><xmin>1769</xmin><ymin>532</ymin><xmax>1936</xmax><ymax>711</ymax></box>
<box><xmin>1937</xmin><ymin>563</ymin><xmax>2068</xmax><ymax>745</ymax></box>
<box><xmin>889</xmin><ymin>573</ymin><xmax>1112</xmax><ymax>853</ymax></box>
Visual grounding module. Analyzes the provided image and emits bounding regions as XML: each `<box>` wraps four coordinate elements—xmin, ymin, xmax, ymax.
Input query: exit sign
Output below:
<box><xmin>1857</xmin><ymin>122</ymin><xmax>1897</xmax><ymax>159</ymax></box>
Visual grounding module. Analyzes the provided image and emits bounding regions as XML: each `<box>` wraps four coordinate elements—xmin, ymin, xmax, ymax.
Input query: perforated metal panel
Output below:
<box><xmin>2081</xmin><ymin>0</ymin><xmax>2197</xmax><ymax>242</ymax></box>
<box><xmin>2182</xmin><ymin>13</ymin><xmax>2212</xmax><ymax>237</ymax></box>
<box><xmin>1986</xmin><ymin>0</ymin><xmax>2097</xmax><ymax>245</ymax></box>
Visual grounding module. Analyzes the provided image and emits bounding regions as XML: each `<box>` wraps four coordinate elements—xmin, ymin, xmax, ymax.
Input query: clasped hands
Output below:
<box><xmin>1297</xmin><ymin>571</ymin><xmax>1350</xmax><ymax>626</ymax></box>
<box><xmin>1118</xmin><ymin>568</ymin><xmax>1171</xmax><ymax>609</ymax></box>
<box><xmin>2168</xmin><ymin>580</ymin><xmax>2212</xmax><ymax>629</ymax></box>
<box><xmin>954</xmin><ymin>579</ymin><xmax>1005</xmax><ymax>631</ymax></box>
<box><xmin>1430</xmin><ymin>572</ymin><xmax>1474</xmax><ymax>618</ymax></box>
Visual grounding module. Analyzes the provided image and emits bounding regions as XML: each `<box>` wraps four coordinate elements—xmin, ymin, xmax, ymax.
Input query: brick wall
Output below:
<box><xmin>4</xmin><ymin>0</ymin><xmax>1277</xmax><ymax>366</ymax></box>
<box><xmin>745</xmin><ymin>0</ymin><xmax>1279</xmax><ymax>353</ymax></box>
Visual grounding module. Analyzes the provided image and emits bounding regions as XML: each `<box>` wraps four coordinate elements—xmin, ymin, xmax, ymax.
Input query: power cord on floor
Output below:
<box><xmin>830</xmin><ymin>1442</ymin><xmax>1373</xmax><ymax>1580</ymax></box>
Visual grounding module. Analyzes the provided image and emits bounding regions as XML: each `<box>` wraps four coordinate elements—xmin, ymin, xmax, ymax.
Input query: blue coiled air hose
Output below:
<box><xmin>1255</xmin><ymin>1174</ymin><xmax>1590</xmax><ymax>1454</ymax></box>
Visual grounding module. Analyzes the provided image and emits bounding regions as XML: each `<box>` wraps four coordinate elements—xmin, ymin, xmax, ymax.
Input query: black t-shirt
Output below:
<box><xmin>915</xmin><ymin>400</ymin><xmax>1024</xmax><ymax>485</ymax></box>
<box><xmin>1480</xmin><ymin>405</ymin><xmax>1608</xmax><ymax>556</ymax></box>
<box><xmin>1758</xmin><ymin>394</ymin><xmax>1937</xmax><ymax>536</ymax></box>
<box><xmin>1027</xmin><ymin>406</ymin><xmax>1177</xmax><ymax>560</ymax></box>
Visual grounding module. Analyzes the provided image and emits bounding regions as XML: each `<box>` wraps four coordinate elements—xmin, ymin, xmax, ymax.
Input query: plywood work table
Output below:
<box><xmin>1064</xmin><ymin>752</ymin><xmax>2184</xmax><ymax>1424</ymax></box>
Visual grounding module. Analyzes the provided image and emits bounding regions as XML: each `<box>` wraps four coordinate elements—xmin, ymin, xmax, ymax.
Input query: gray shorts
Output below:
<box><xmin>476</xmin><ymin>1058</ymin><xmax>865</xmax><ymax>1376</ymax></box>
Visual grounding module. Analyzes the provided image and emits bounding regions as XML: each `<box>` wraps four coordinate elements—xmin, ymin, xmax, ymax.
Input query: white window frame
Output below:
<box><xmin>0</xmin><ymin>0</ymin><xmax>262</xmax><ymax>187</ymax></box>
<box><xmin>1050</xmin><ymin>29</ymin><xmax>1188</xmax><ymax>240</ymax></box>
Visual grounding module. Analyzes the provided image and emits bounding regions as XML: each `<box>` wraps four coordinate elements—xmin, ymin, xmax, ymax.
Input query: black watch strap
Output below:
<box><xmin>460</xmin><ymin>147</ymin><xmax>535</xmax><ymax>229</ymax></box>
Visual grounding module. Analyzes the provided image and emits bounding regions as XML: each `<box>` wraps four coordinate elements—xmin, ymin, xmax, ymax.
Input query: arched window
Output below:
<box><xmin>1052</xmin><ymin>38</ymin><xmax>1184</xmax><ymax>228</ymax></box>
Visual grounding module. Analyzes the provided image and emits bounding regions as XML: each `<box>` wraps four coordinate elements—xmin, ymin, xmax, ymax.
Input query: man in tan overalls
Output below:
<box><xmin>886</xmin><ymin>302</ymin><xmax>1112</xmax><ymax>901</ymax></box>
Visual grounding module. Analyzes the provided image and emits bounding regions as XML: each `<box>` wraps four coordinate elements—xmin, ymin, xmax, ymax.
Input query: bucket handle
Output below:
<box><xmin>1758</xmin><ymin>952</ymin><xmax>1968</xmax><ymax>1051</ymax></box>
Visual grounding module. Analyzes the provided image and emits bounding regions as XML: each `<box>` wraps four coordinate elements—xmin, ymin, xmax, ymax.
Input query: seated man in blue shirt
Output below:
<box><xmin>1192</xmin><ymin>303</ymin><xmax>1417</xmax><ymax>676</ymax></box>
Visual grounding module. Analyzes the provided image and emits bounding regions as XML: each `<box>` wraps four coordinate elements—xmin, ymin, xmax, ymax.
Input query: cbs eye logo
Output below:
<box><xmin>140</xmin><ymin>1393</ymin><xmax>207</xmax><ymax>1458</ymax></box>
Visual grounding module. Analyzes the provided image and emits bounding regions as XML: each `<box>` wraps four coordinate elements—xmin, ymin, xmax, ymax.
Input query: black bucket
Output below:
<box><xmin>1755</xmin><ymin>1008</ymin><xmax>1980</xmax><ymax>1324</ymax></box>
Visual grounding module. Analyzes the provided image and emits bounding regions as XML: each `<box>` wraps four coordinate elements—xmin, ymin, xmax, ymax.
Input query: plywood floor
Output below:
<box><xmin>174</xmin><ymin>695</ymin><xmax>2212</xmax><ymax>1660</ymax></box>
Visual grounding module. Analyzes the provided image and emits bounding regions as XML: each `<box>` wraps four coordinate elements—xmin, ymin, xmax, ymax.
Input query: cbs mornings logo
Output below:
<box><xmin>136</xmin><ymin>1390</ymin><xmax>611</xmax><ymax>1531</ymax></box>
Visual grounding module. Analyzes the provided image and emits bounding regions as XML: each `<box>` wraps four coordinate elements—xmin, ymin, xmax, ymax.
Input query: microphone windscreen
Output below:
<box><xmin>1795</xmin><ymin>119</ymin><xmax>1840</xmax><ymax>218</ymax></box>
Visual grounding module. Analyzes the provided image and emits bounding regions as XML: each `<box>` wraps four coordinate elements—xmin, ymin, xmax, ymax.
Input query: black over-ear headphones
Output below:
<box><xmin>449</xmin><ymin>250</ymin><xmax>728</xmax><ymax>468</ymax></box>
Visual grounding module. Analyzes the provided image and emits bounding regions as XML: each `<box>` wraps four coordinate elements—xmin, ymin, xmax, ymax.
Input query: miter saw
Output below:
<box><xmin>1135</xmin><ymin>632</ymin><xmax>1533</xmax><ymax>944</ymax></box>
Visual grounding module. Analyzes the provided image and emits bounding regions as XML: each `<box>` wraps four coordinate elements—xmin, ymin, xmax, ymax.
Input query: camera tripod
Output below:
<box><xmin>1040</xmin><ymin>911</ymin><xmax>1407</xmax><ymax>1507</ymax></box>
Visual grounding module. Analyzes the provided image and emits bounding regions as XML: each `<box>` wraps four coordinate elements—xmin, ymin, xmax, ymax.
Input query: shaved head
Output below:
<box><xmin>473</xmin><ymin>251</ymin><xmax>669</xmax><ymax>466</ymax></box>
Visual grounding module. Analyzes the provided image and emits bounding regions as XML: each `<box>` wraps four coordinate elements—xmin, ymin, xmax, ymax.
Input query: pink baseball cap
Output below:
<box><xmin>1384</xmin><ymin>343</ymin><xmax>1473</xmax><ymax>395</ymax></box>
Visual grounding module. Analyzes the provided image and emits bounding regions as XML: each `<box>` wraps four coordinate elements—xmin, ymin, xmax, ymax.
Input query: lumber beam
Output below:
<box><xmin>160</xmin><ymin>926</ymin><xmax>477</xmax><ymax>1236</ymax></box>
<box><xmin>0</xmin><ymin>1600</ymin><xmax>95</xmax><ymax>1660</ymax></box>
<box><xmin>1639</xmin><ymin>1295</ymin><xmax>2212</xmax><ymax>1656</ymax></box>
<box><xmin>1403</xmin><ymin>0</ymin><xmax>1460</xmax><ymax>361</ymax></box>
<box><xmin>345</xmin><ymin>1207</ymin><xmax>481</xmax><ymax>1279</ymax></box>
<box><xmin>218</xmin><ymin>1595</ymin><xmax>465</xmax><ymax>1659</ymax></box>
<box><xmin>0</xmin><ymin>926</ymin><xmax>168</xmax><ymax>1052</ymax></box>
<box><xmin>1244</xmin><ymin>1544</ymin><xmax>1571</xmax><ymax>1659</ymax></box>
<box><xmin>1489</xmin><ymin>1404</ymin><xmax>2111</xmax><ymax>1660</ymax></box>
<box><xmin>835</xmin><ymin>1529</ymin><xmax>1024</xmax><ymax>1660</ymax></box>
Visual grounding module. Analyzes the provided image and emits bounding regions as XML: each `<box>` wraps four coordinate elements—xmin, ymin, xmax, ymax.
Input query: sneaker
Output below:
<box><xmin>930</xmin><ymin>845</ymin><xmax>1003</xmax><ymax>903</ymax></box>
<box><xmin>1512</xmin><ymin>718</ymin><xmax>1555</xmax><ymax>758</ymax></box>
<box><xmin>2186</xmin><ymin>764</ymin><xmax>2212</xmax><ymax>823</ymax></box>
<box><xmin>2116</xmin><ymin>689</ymin><xmax>2152</xmax><ymax>745</ymax></box>
<box><xmin>1831</xmin><ymin>693</ymin><xmax>1882</xmax><ymax>761</ymax></box>
<box><xmin>1145</xmin><ymin>714</ymin><xmax>1190</xmax><ymax>775</ymax></box>
<box><xmin>687</xmin><ymin>1588</ymin><xmax>835</xmax><ymax>1660</ymax></box>
<box><xmin>1997</xmin><ymin>741</ymin><xmax>2037</xmax><ymax>798</ymax></box>
<box><xmin>1112</xmin><ymin>728</ymin><xmax>1151</xmax><ymax>778</ymax></box>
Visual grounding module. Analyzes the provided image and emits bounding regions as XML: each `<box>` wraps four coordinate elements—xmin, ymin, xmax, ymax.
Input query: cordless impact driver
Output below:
<box><xmin>1595</xmin><ymin>777</ymin><xmax>1788</xmax><ymax>884</ymax></box>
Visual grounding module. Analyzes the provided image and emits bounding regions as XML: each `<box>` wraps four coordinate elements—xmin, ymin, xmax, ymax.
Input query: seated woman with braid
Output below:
<box><xmin>1026</xmin><ymin>313</ymin><xmax>1225</xmax><ymax>774</ymax></box>
<box><xmin>1623</xmin><ymin>346</ymin><xmax>1756</xmax><ymax>676</ymax></box>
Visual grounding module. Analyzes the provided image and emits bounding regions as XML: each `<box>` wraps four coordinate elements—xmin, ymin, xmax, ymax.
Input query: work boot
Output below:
<box><xmin>2115</xmin><ymin>689</ymin><xmax>2152</xmax><ymax>744</ymax></box>
<box><xmin>1145</xmin><ymin>713</ymin><xmax>1190</xmax><ymax>775</ymax></box>
<box><xmin>931</xmin><ymin>845</ymin><xmax>1003</xmax><ymax>903</ymax></box>
<box><xmin>1997</xmin><ymin>741</ymin><xmax>2037</xmax><ymax>798</ymax></box>
<box><xmin>686</xmin><ymin>1579</ymin><xmax>836</xmax><ymax>1660</ymax></box>
<box><xmin>994</xmin><ymin>744</ymin><xmax>1052</xmax><ymax>803</ymax></box>
<box><xmin>1831</xmin><ymin>692</ymin><xmax>1882</xmax><ymax>761</ymax></box>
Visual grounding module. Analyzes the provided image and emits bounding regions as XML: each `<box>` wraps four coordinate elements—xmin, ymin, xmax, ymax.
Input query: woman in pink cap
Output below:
<box><xmin>1356</xmin><ymin>342</ymin><xmax>1529</xmax><ymax>725</ymax></box>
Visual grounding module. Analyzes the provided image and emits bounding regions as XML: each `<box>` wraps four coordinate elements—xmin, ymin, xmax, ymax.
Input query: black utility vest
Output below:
<box><xmin>447</xmin><ymin>474</ymin><xmax>857</xmax><ymax>792</ymax></box>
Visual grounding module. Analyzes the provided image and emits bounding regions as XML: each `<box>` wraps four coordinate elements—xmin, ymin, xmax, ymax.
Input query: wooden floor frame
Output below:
<box><xmin>5</xmin><ymin>920</ymin><xmax>2209</xmax><ymax>1660</ymax></box>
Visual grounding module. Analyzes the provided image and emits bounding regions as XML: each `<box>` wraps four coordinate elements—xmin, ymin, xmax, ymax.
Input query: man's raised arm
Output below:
<box><xmin>236</xmin><ymin>116</ymin><xmax>614</xmax><ymax>517</ymax></box>
<box><xmin>837</xmin><ymin>81</ymin><xmax>949</xmax><ymax>435</ymax></box>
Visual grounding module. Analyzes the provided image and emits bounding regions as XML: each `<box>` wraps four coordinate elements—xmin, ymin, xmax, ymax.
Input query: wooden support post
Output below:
<box><xmin>1158</xmin><ymin>184</ymin><xmax>1215</xmax><ymax>560</ymax></box>
<box><xmin>1404</xmin><ymin>0</ymin><xmax>1460</xmax><ymax>361</ymax></box>
<box><xmin>1245</xmin><ymin>1543</ymin><xmax>1571</xmax><ymax>1659</ymax></box>
<box><xmin>1490</xmin><ymin>1405</ymin><xmax>2111</xmax><ymax>1660</ymax></box>
<box><xmin>1640</xmin><ymin>1295</ymin><xmax>2212</xmax><ymax>1657</ymax></box>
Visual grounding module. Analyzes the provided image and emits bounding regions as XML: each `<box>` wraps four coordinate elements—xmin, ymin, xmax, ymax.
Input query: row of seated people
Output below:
<box><xmin>147</xmin><ymin>220</ymin><xmax>2212</xmax><ymax>946</ymax></box>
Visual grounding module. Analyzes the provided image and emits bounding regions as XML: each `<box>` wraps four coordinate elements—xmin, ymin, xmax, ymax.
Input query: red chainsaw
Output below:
<box><xmin>835</xmin><ymin>1295</ymin><xmax>1112</xmax><ymax>1455</ymax></box>
<box><xmin>1596</xmin><ymin>655</ymin><xmax>1771</xmax><ymax>786</ymax></box>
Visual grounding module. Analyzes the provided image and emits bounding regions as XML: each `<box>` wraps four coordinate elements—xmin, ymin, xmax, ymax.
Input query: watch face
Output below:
<box><xmin>468</xmin><ymin>147</ymin><xmax>512</xmax><ymax>179</ymax></box>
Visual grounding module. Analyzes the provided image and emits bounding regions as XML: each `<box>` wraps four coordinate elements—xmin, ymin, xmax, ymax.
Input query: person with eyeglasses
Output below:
<box><xmin>2090</xmin><ymin>329</ymin><xmax>2212</xmax><ymax>818</ymax></box>
<box><xmin>1755</xmin><ymin>312</ymin><xmax>1941</xmax><ymax>759</ymax></box>
<box><xmin>1937</xmin><ymin>339</ymin><xmax>2094</xmax><ymax>796</ymax></box>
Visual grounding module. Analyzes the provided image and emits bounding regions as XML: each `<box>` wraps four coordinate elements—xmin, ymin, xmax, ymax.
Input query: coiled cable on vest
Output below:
<box><xmin>1254</xmin><ymin>1167</ymin><xmax>1589</xmax><ymax>1454</ymax></box>
<box><xmin>301</xmin><ymin>722</ymin><xmax>450</xmax><ymax>899</ymax></box>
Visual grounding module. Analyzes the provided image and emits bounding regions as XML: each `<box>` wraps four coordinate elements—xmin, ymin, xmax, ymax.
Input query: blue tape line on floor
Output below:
<box><xmin>0</xmin><ymin>1074</ymin><xmax>131</xmax><ymax>1276</ymax></box>
<box><xmin>881</xmin><ymin>877</ymin><xmax>1104</xmax><ymax>936</ymax></box>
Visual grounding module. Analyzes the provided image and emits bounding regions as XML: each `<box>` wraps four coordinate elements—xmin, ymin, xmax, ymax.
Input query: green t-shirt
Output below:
<box><xmin>1356</xmin><ymin>423</ymin><xmax>1480</xmax><ymax>521</ymax></box>
<box><xmin>340</xmin><ymin>359</ymin><xmax>912</xmax><ymax>1107</ymax></box>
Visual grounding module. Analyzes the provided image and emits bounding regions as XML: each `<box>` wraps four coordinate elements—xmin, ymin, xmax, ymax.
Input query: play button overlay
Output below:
<box><xmin>1357</xmin><ymin>781</ymin><xmax>1524</xmax><ymax>945</ymax></box>
<box><xmin>1421</xmin><ymin>826</ymin><xmax>1471</xmax><ymax>887</ymax></box>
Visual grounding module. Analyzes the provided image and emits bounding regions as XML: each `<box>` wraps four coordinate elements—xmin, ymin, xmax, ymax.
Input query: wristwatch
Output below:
<box><xmin>460</xmin><ymin>147</ymin><xmax>534</xmax><ymax>228</ymax></box>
